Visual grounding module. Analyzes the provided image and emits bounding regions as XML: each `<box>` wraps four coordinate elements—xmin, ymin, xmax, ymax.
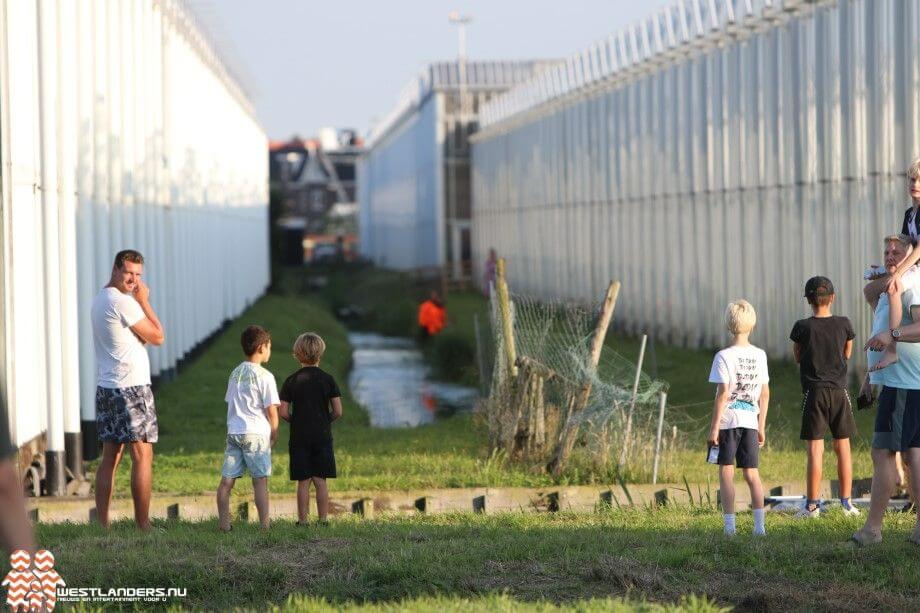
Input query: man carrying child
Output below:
<box><xmin>855</xmin><ymin>235</ymin><xmax>920</xmax><ymax>545</ymax></box>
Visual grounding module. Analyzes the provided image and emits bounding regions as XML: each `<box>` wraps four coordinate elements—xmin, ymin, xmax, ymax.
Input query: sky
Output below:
<box><xmin>202</xmin><ymin>1</ymin><xmax>673</xmax><ymax>140</ymax></box>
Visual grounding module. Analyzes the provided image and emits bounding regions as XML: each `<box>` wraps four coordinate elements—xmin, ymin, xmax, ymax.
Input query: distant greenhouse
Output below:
<box><xmin>472</xmin><ymin>0</ymin><xmax>920</xmax><ymax>367</ymax></box>
<box><xmin>358</xmin><ymin>60</ymin><xmax>559</xmax><ymax>278</ymax></box>
<box><xmin>0</xmin><ymin>0</ymin><xmax>268</xmax><ymax>495</ymax></box>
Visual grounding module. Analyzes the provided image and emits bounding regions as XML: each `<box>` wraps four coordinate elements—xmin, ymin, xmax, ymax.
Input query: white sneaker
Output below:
<box><xmin>795</xmin><ymin>504</ymin><xmax>821</xmax><ymax>519</ymax></box>
<box><xmin>841</xmin><ymin>503</ymin><xmax>862</xmax><ymax>516</ymax></box>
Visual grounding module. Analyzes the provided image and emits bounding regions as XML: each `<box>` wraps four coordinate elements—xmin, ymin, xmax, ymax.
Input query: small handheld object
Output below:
<box><xmin>856</xmin><ymin>391</ymin><xmax>874</xmax><ymax>410</ymax></box>
<box><xmin>706</xmin><ymin>444</ymin><xmax>719</xmax><ymax>464</ymax></box>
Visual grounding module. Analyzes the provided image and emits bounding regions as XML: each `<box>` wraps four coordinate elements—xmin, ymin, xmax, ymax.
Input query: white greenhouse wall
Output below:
<box><xmin>0</xmin><ymin>0</ymin><xmax>269</xmax><ymax>456</ymax></box>
<box><xmin>472</xmin><ymin>0</ymin><xmax>920</xmax><ymax>367</ymax></box>
<box><xmin>359</xmin><ymin>94</ymin><xmax>444</xmax><ymax>270</ymax></box>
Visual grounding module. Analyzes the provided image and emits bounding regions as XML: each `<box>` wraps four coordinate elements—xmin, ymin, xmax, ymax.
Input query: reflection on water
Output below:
<box><xmin>348</xmin><ymin>332</ymin><xmax>478</xmax><ymax>428</ymax></box>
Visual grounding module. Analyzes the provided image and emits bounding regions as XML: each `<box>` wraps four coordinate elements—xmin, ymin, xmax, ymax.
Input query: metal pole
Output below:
<box><xmin>651</xmin><ymin>391</ymin><xmax>667</xmax><ymax>485</ymax></box>
<box><xmin>448</xmin><ymin>12</ymin><xmax>471</xmax><ymax>282</ymax></box>
<box><xmin>618</xmin><ymin>334</ymin><xmax>647</xmax><ymax>467</ymax></box>
<box><xmin>38</xmin><ymin>0</ymin><xmax>67</xmax><ymax>497</ymax></box>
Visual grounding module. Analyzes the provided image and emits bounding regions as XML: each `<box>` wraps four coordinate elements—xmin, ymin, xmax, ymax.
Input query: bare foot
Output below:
<box><xmin>869</xmin><ymin>348</ymin><xmax>900</xmax><ymax>372</ymax></box>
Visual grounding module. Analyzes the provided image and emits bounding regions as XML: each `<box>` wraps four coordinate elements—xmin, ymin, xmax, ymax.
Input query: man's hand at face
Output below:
<box><xmin>133</xmin><ymin>279</ymin><xmax>151</xmax><ymax>304</ymax></box>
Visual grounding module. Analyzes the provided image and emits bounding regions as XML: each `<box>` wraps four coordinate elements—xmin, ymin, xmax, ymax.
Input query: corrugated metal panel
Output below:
<box><xmin>472</xmin><ymin>0</ymin><xmax>917</xmax><ymax>367</ymax></box>
<box><xmin>360</xmin><ymin>60</ymin><xmax>561</xmax><ymax>270</ymax></box>
<box><xmin>0</xmin><ymin>0</ymin><xmax>269</xmax><ymax>458</ymax></box>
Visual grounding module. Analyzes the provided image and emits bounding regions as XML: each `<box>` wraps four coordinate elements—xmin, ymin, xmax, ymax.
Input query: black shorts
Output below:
<box><xmin>289</xmin><ymin>441</ymin><xmax>336</xmax><ymax>480</ymax></box>
<box><xmin>800</xmin><ymin>387</ymin><xmax>856</xmax><ymax>440</ymax></box>
<box><xmin>873</xmin><ymin>386</ymin><xmax>920</xmax><ymax>451</ymax></box>
<box><xmin>717</xmin><ymin>428</ymin><xmax>759</xmax><ymax>468</ymax></box>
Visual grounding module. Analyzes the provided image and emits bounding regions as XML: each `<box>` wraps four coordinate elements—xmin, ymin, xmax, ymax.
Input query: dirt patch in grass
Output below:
<box><xmin>576</xmin><ymin>555</ymin><xmax>915</xmax><ymax>612</ymax></box>
<box><xmin>211</xmin><ymin>537</ymin><xmax>350</xmax><ymax>599</ymax></box>
<box><xmin>447</xmin><ymin>553</ymin><xmax>917</xmax><ymax>612</ymax></box>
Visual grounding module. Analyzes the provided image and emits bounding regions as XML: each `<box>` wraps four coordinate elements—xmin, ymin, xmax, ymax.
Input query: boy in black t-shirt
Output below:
<box><xmin>789</xmin><ymin>276</ymin><xmax>859</xmax><ymax>518</ymax></box>
<box><xmin>279</xmin><ymin>332</ymin><xmax>342</xmax><ymax>525</ymax></box>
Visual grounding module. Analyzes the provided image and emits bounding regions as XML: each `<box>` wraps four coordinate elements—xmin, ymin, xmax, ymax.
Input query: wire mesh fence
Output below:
<box><xmin>482</xmin><ymin>274</ymin><xmax>671</xmax><ymax>479</ymax></box>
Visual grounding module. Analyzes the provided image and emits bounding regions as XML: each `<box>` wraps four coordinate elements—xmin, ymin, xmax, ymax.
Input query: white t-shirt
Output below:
<box><xmin>91</xmin><ymin>287</ymin><xmax>151</xmax><ymax>389</ymax></box>
<box><xmin>708</xmin><ymin>344</ymin><xmax>770</xmax><ymax>430</ymax></box>
<box><xmin>868</xmin><ymin>266</ymin><xmax>920</xmax><ymax>389</ymax></box>
<box><xmin>225</xmin><ymin>362</ymin><xmax>280</xmax><ymax>436</ymax></box>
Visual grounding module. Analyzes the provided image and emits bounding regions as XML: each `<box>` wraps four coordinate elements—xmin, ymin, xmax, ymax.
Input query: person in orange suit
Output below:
<box><xmin>418</xmin><ymin>292</ymin><xmax>447</xmax><ymax>339</ymax></box>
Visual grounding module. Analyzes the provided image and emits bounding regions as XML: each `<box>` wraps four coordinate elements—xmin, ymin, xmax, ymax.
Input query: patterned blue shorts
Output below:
<box><xmin>96</xmin><ymin>385</ymin><xmax>158</xmax><ymax>443</ymax></box>
<box><xmin>221</xmin><ymin>434</ymin><xmax>272</xmax><ymax>479</ymax></box>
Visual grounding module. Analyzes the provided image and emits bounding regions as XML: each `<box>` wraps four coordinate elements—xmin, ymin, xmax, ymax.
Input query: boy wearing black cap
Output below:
<box><xmin>790</xmin><ymin>276</ymin><xmax>859</xmax><ymax>518</ymax></box>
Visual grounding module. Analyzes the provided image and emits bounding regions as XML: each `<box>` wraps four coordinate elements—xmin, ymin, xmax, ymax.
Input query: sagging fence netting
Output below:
<box><xmin>483</xmin><ymin>272</ymin><xmax>671</xmax><ymax>479</ymax></box>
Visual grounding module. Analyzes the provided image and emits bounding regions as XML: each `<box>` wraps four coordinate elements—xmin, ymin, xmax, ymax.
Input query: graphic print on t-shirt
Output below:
<box><xmin>708</xmin><ymin>345</ymin><xmax>768</xmax><ymax>431</ymax></box>
<box><xmin>727</xmin><ymin>355</ymin><xmax>759</xmax><ymax>412</ymax></box>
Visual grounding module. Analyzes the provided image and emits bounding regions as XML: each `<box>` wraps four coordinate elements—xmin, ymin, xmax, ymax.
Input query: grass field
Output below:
<box><xmin>117</xmin><ymin>291</ymin><xmax>552</xmax><ymax>497</ymax></box>
<box><xmin>66</xmin><ymin>268</ymin><xmax>920</xmax><ymax>611</ymax></box>
<box><xmin>95</xmin><ymin>265</ymin><xmax>881</xmax><ymax>495</ymax></box>
<box><xmin>37</xmin><ymin>507</ymin><xmax>919</xmax><ymax>611</ymax></box>
<box><xmin>294</xmin><ymin>265</ymin><xmax>878</xmax><ymax>484</ymax></box>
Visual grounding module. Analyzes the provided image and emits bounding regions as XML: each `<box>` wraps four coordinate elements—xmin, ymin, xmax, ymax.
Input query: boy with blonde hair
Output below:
<box><xmin>217</xmin><ymin>325</ymin><xmax>279</xmax><ymax>532</ymax></box>
<box><xmin>280</xmin><ymin>332</ymin><xmax>343</xmax><ymax>525</ymax></box>
<box><xmin>708</xmin><ymin>300</ymin><xmax>770</xmax><ymax>536</ymax></box>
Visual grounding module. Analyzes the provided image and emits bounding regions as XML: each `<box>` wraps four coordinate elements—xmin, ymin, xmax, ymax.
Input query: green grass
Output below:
<box><xmin>295</xmin><ymin>265</ymin><xmax>878</xmax><ymax>485</ymax></box>
<box><xmin>94</xmin><ymin>266</ymin><xmax>881</xmax><ymax>494</ymax></box>
<box><xmin>37</xmin><ymin>507</ymin><xmax>919</xmax><ymax>611</ymax></box>
<box><xmin>101</xmin><ymin>291</ymin><xmax>552</xmax><ymax>497</ymax></box>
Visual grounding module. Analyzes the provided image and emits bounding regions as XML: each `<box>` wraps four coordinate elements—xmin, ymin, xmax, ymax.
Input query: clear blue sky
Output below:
<box><xmin>205</xmin><ymin>1</ymin><xmax>673</xmax><ymax>140</ymax></box>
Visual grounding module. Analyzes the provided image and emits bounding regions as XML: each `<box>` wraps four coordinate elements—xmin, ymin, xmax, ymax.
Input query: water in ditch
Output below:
<box><xmin>347</xmin><ymin>332</ymin><xmax>478</xmax><ymax>428</ymax></box>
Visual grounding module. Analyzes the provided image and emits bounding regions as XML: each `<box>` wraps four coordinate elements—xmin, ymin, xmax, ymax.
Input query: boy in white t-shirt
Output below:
<box><xmin>707</xmin><ymin>300</ymin><xmax>770</xmax><ymax>536</ymax></box>
<box><xmin>216</xmin><ymin>326</ymin><xmax>280</xmax><ymax>531</ymax></box>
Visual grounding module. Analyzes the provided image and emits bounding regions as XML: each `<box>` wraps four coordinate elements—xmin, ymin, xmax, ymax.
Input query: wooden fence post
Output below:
<box><xmin>352</xmin><ymin>498</ymin><xmax>374</xmax><ymax>518</ymax></box>
<box><xmin>549</xmin><ymin>280</ymin><xmax>621</xmax><ymax>475</ymax></box>
<box><xmin>496</xmin><ymin>258</ymin><xmax>517</xmax><ymax>378</ymax></box>
<box><xmin>547</xmin><ymin>491</ymin><xmax>569</xmax><ymax>512</ymax></box>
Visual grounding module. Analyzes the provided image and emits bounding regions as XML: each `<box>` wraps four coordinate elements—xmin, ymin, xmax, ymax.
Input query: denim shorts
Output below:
<box><xmin>221</xmin><ymin>434</ymin><xmax>272</xmax><ymax>479</ymax></box>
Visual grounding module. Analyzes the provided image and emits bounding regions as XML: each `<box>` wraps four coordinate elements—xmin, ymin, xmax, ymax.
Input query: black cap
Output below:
<box><xmin>804</xmin><ymin>276</ymin><xmax>835</xmax><ymax>298</ymax></box>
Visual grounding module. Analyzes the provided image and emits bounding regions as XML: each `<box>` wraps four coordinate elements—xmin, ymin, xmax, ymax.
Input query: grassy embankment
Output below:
<box><xmin>308</xmin><ymin>265</ymin><xmax>878</xmax><ymax>485</ymax></box>
<box><xmin>36</xmin><ymin>508</ymin><xmax>920</xmax><ymax>611</ymax></box>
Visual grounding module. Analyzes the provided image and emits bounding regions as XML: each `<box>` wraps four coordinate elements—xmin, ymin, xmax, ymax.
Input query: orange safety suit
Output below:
<box><xmin>418</xmin><ymin>300</ymin><xmax>447</xmax><ymax>336</ymax></box>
